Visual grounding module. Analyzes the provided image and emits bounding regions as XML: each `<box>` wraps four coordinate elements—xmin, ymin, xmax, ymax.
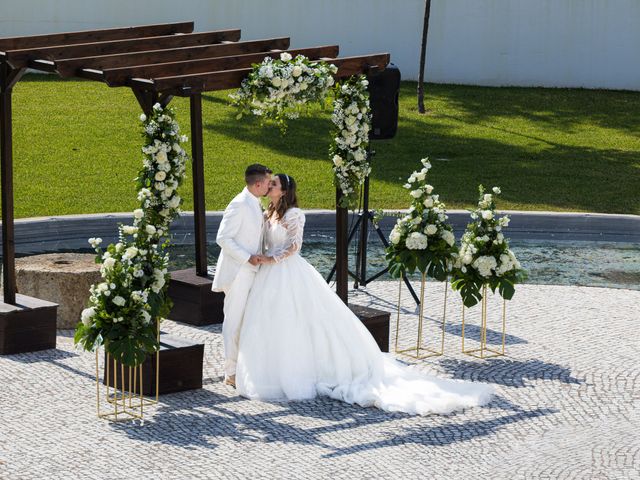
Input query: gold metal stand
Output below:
<box><xmin>95</xmin><ymin>321</ymin><xmax>161</xmax><ymax>421</ymax></box>
<box><xmin>395</xmin><ymin>273</ymin><xmax>447</xmax><ymax>359</ymax></box>
<box><xmin>96</xmin><ymin>350</ymin><xmax>144</xmax><ymax>421</ymax></box>
<box><xmin>461</xmin><ymin>285</ymin><xmax>507</xmax><ymax>359</ymax></box>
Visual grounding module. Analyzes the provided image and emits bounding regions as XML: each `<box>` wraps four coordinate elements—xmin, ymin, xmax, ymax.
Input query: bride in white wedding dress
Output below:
<box><xmin>235</xmin><ymin>174</ymin><xmax>494</xmax><ymax>415</ymax></box>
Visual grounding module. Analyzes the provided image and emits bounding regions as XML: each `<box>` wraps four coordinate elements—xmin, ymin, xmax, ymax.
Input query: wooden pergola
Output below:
<box><xmin>0</xmin><ymin>22</ymin><xmax>391</xmax><ymax>339</ymax></box>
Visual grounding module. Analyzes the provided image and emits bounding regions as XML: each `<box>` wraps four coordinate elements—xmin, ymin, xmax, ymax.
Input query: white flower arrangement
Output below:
<box><xmin>75</xmin><ymin>104</ymin><xmax>189</xmax><ymax>367</ymax></box>
<box><xmin>386</xmin><ymin>158</ymin><xmax>457</xmax><ymax>281</ymax></box>
<box><xmin>330</xmin><ymin>75</ymin><xmax>372</xmax><ymax>209</ymax></box>
<box><xmin>451</xmin><ymin>185</ymin><xmax>526</xmax><ymax>307</ymax></box>
<box><xmin>231</xmin><ymin>54</ymin><xmax>372</xmax><ymax>210</ymax></box>
<box><xmin>230</xmin><ymin>53</ymin><xmax>337</xmax><ymax>134</ymax></box>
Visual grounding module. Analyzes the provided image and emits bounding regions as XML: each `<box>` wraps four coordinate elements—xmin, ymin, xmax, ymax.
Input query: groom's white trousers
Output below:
<box><xmin>222</xmin><ymin>266</ymin><xmax>256</xmax><ymax>377</ymax></box>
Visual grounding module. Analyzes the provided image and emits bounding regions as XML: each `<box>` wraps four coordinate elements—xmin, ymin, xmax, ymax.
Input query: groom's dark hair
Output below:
<box><xmin>245</xmin><ymin>163</ymin><xmax>272</xmax><ymax>185</ymax></box>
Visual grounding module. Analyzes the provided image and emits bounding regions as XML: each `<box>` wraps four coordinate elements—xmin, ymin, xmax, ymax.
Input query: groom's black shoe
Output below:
<box><xmin>224</xmin><ymin>375</ymin><xmax>236</xmax><ymax>388</ymax></box>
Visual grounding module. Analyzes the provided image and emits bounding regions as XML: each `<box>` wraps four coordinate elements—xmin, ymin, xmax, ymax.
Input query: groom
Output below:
<box><xmin>212</xmin><ymin>164</ymin><xmax>272</xmax><ymax>388</ymax></box>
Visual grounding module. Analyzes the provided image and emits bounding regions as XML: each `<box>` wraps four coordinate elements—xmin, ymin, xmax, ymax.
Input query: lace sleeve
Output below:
<box><xmin>272</xmin><ymin>208</ymin><xmax>305</xmax><ymax>263</ymax></box>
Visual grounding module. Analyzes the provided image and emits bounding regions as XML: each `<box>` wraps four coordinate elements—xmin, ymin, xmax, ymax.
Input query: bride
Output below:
<box><xmin>235</xmin><ymin>173</ymin><xmax>494</xmax><ymax>415</ymax></box>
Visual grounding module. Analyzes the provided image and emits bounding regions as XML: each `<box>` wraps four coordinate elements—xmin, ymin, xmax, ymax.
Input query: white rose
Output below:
<box><xmin>483</xmin><ymin>194</ymin><xmax>492</xmax><ymax>203</ymax></box>
<box><xmin>415</xmin><ymin>172</ymin><xmax>426</xmax><ymax>181</ymax></box>
<box><xmin>81</xmin><ymin>307</ymin><xmax>95</xmax><ymax>326</ymax></box>
<box><xmin>155</xmin><ymin>171</ymin><xmax>166</xmax><ymax>181</ymax></box>
<box><xmin>292</xmin><ymin>65</ymin><xmax>302</xmax><ymax>77</ymax></box>
<box><xmin>280</xmin><ymin>52</ymin><xmax>292</xmax><ymax>62</ymax></box>
<box><xmin>441</xmin><ymin>230</ymin><xmax>455</xmax><ymax>247</ymax></box>
<box><xmin>155</xmin><ymin>150</ymin><xmax>168</xmax><ymax>164</ymax></box>
<box><xmin>493</xmin><ymin>187</ymin><xmax>501</xmax><ymax>194</ymax></box>
<box><xmin>112</xmin><ymin>296</ymin><xmax>126</xmax><ymax>307</ymax></box>
<box><xmin>423</xmin><ymin>197</ymin><xmax>434</xmax><ymax>208</ymax></box>
<box><xmin>124</xmin><ymin>246</ymin><xmax>138</xmax><ymax>259</ymax></box>
<box><xmin>102</xmin><ymin>257</ymin><xmax>116</xmax><ymax>270</ymax></box>
<box><xmin>389</xmin><ymin>227</ymin><xmax>402</xmax><ymax>245</ymax></box>
<box><xmin>481</xmin><ymin>210</ymin><xmax>493</xmax><ymax>220</ymax></box>
<box><xmin>122</xmin><ymin>225</ymin><xmax>137</xmax><ymax>235</ymax></box>
<box><xmin>168</xmin><ymin>196</ymin><xmax>181</xmax><ymax>209</ymax></box>
<box><xmin>271</xmin><ymin>77</ymin><xmax>282</xmax><ymax>87</ymax></box>
<box><xmin>88</xmin><ymin>237</ymin><xmax>102</xmax><ymax>248</ymax></box>
<box><xmin>332</xmin><ymin>155</ymin><xmax>344</xmax><ymax>167</ymax></box>
<box><xmin>145</xmin><ymin>225</ymin><xmax>156</xmax><ymax>235</ymax></box>
<box><xmin>133</xmin><ymin>209</ymin><xmax>144</xmax><ymax>219</ymax></box>
<box><xmin>410</xmin><ymin>190</ymin><xmax>422</xmax><ymax>199</ymax></box>
<box><xmin>425</xmin><ymin>224</ymin><xmax>438</xmax><ymax>235</ymax></box>
<box><xmin>139</xmin><ymin>114</ymin><xmax>147</xmax><ymax>122</ymax></box>
<box><xmin>424</xmin><ymin>184</ymin><xmax>434</xmax><ymax>194</ymax></box>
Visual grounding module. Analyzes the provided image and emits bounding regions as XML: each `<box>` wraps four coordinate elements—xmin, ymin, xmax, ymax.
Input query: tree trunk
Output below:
<box><xmin>417</xmin><ymin>0</ymin><xmax>432</xmax><ymax>114</ymax></box>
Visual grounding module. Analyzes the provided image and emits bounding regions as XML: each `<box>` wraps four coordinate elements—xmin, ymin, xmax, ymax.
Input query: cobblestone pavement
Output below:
<box><xmin>0</xmin><ymin>283</ymin><xmax>638</xmax><ymax>480</ymax></box>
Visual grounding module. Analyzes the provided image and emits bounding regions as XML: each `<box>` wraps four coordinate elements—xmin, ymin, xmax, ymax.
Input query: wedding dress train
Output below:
<box><xmin>235</xmin><ymin>208</ymin><xmax>494</xmax><ymax>415</ymax></box>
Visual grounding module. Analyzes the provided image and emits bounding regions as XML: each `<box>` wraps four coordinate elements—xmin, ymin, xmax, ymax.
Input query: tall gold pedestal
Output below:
<box><xmin>94</xmin><ymin>323</ymin><xmax>160</xmax><ymax>422</ymax></box>
<box><xmin>395</xmin><ymin>274</ymin><xmax>447</xmax><ymax>359</ymax></box>
<box><xmin>461</xmin><ymin>285</ymin><xmax>506</xmax><ymax>359</ymax></box>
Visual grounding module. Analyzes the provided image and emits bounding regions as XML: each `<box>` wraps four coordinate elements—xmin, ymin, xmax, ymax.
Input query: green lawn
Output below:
<box><xmin>6</xmin><ymin>74</ymin><xmax>640</xmax><ymax>218</ymax></box>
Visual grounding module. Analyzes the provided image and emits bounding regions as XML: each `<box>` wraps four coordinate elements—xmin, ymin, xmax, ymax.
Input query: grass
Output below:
<box><xmin>6</xmin><ymin>74</ymin><xmax>640</xmax><ymax>218</ymax></box>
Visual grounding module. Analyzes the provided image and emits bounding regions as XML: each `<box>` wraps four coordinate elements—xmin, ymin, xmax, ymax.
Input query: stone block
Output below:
<box><xmin>14</xmin><ymin>253</ymin><xmax>101</xmax><ymax>329</ymax></box>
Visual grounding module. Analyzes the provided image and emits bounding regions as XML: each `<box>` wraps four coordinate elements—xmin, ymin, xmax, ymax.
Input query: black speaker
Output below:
<box><xmin>368</xmin><ymin>63</ymin><xmax>401</xmax><ymax>140</ymax></box>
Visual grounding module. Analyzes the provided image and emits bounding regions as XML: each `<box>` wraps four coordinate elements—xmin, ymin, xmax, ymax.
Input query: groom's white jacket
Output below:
<box><xmin>212</xmin><ymin>187</ymin><xmax>263</xmax><ymax>292</ymax></box>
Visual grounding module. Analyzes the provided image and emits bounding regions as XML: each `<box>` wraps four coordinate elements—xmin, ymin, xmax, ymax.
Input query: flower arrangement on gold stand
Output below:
<box><xmin>386</xmin><ymin>158</ymin><xmax>457</xmax><ymax>359</ymax></box>
<box><xmin>451</xmin><ymin>185</ymin><xmax>527</xmax><ymax>358</ymax></box>
<box><xmin>75</xmin><ymin>104</ymin><xmax>189</xmax><ymax>420</ymax></box>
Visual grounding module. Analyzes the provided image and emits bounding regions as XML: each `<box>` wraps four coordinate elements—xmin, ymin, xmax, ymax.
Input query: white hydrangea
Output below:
<box><xmin>405</xmin><ymin>232</ymin><xmax>429</xmax><ymax>250</ymax></box>
<box><xmin>472</xmin><ymin>255</ymin><xmax>497</xmax><ymax>278</ymax></box>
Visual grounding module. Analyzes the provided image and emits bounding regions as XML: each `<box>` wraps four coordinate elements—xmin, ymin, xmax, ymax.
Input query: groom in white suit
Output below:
<box><xmin>212</xmin><ymin>164</ymin><xmax>272</xmax><ymax>388</ymax></box>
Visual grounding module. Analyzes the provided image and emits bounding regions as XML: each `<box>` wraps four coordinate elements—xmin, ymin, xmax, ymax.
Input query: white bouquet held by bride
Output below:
<box><xmin>75</xmin><ymin>104</ymin><xmax>189</xmax><ymax>366</ymax></box>
<box><xmin>451</xmin><ymin>185</ymin><xmax>526</xmax><ymax>308</ymax></box>
<box><xmin>385</xmin><ymin>158</ymin><xmax>457</xmax><ymax>281</ymax></box>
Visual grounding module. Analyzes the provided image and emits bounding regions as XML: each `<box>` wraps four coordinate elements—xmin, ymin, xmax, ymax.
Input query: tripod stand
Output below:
<box><xmin>326</xmin><ymin>172</ymin><xmax>420</xmax><ymax>306</ymax></box>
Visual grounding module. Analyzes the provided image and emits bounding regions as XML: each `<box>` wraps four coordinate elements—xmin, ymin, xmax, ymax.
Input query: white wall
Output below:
<box><xmin>1</xmin><ymin>0</ymin><xmax>639</xmax><ymax>90</ymax></box>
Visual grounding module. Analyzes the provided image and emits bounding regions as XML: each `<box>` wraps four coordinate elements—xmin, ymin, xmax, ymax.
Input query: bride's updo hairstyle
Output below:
<box><xmin>268</xmin><ymin>173</ymin><xmax>298</xmax><ymax>220</ymax></box>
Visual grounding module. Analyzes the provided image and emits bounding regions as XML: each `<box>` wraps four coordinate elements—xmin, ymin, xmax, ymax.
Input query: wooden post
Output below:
<box><xmin>189</xmin><ymin>93</ymin><xmax>207</xmax><ymax>276</ymax></box>
<box><xmin>335</xmin><ymin>188</ymin><xmax>348</xmax><ymax>304</ymax></box>
<box><xmin>0</xmin><ymin>63</ymin><xmax>17</xmax><ymax>305</ymax></box>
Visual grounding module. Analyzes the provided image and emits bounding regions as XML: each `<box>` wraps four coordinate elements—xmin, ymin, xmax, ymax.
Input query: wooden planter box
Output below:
<box><xmin>349</xmin><ymin>304</ymin><xmax>390</xmax><ymax>353</ymax></box>
<box><xmin>104</xmin><ymin>333</ymin><xmax>204</xmax><ymax>395</ymax></box>
<box><xmin>168</xmin><ymin>268</ymin><xmax>224</xmax><ymax>326</ymax></box>
<box><xmin>0</xmin><ymin>294</ymin><xmax>57</xmax><ymax>355</ymax></box>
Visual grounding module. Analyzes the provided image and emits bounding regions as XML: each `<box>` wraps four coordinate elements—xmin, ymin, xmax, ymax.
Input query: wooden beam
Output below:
<box><xmin>0</xmin><ymin>63</ymin><xmax>17</xmax><ymax>304</ymax></box>
<box><xmin>53</xmin><ymin>38</ymin><xmax>290</xmax><ymax>78</ymax></box>
<box><xmin>189</xmin><ymin>94</ymin><xmax>208</xmax><ymax>276</ymax></box>
<box><xmin>5</xmin><ymin>30</ymin><xmax>242</xmax><ymax>68</ymax></box>
<box><xmin>132</xmin><ymin>53</ymin><xmax>390</xmax><ymax>94</ymax></box>
<box><xmin>100</xmin><ymin>45</ymin><xmax>339</xmax><ymax>87</ymax></box>
<box><xmin>0</xmin><ymin>22</ymin><xmax>194</xmax><ymax>52</ymax></box>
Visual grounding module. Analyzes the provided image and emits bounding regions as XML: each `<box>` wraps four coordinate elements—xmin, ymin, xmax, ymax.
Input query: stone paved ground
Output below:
<box><xmin>0</xmin><ymin>283</ymin><xmax>638</xmax><ymax>480</ymax></box>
